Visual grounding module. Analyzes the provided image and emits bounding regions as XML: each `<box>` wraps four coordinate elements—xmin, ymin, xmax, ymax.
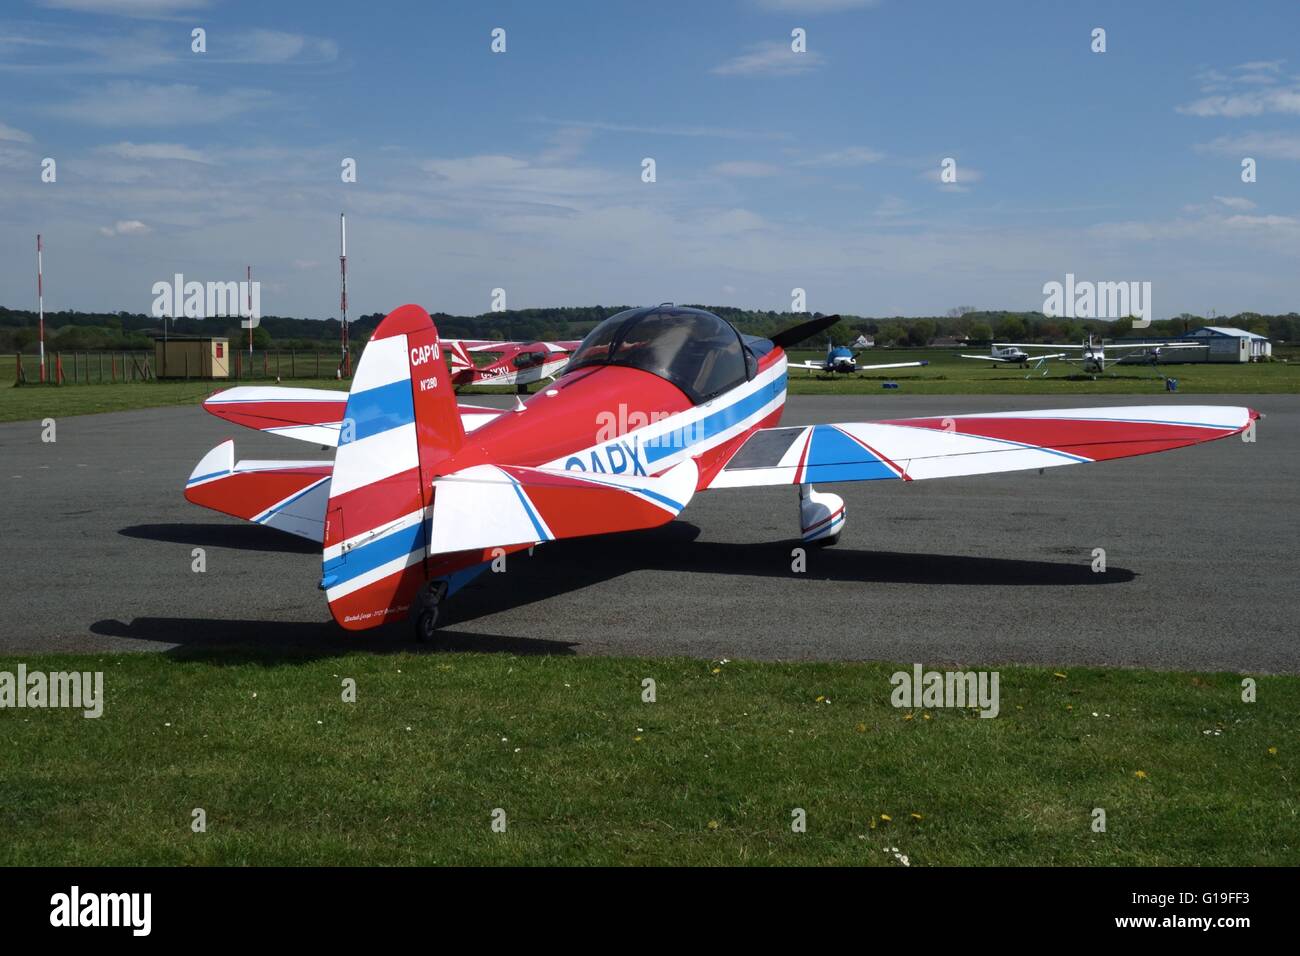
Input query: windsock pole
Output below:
<box><xmin>339</xmin><ymin>213</ymin><xmax>350</xmax><ymax>377</ymax></box>
<box><xmin>37</xmin><ymin>234</ymin><xmax>46</xmax><ymax>383</ymax></box>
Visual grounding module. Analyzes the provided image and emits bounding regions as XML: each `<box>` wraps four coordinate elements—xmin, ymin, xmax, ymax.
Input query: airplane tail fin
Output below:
<box><xmin>321</xmin><ymin>304</ymin><xmax>465</xmax><ymax>630</ymax></box>
<box><xmin>445</xmin><ymin>339</ymin><xmax>474</xmax><ymax>373</ymax></box>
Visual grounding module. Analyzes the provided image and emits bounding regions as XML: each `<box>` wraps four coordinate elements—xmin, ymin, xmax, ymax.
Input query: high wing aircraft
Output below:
<box><xmin>442</xmin><ymin>338</ymin><xmax>583</xmax><ymax>392</ymax></box>
<box><xmin>187</xmin><ymin>304</ymin><xmax>1256</xmax><ymax>640</ymax></box>
<box><xmin>792</xmin><ymin>336</ymin><xmax>929</xmax><ymax>375</ymax></box>
<box><xmin>996</xmin><ymin>336</ymin><xmax>1207</xmax><ymax>378</ymax></box>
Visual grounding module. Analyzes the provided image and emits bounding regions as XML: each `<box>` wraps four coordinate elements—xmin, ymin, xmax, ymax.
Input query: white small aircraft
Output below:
<box><xmin>997</xmin><ymin>336</ymin><xmax>1206</xmax><ymax>379</ymax></box>
<box><xmin>961</xmin><ymin>344</ymin><xmax>1067</xmax><ymax>371</ymax></box>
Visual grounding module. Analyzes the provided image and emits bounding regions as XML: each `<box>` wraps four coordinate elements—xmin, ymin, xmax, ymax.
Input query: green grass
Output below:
<box><xmin>1</xmin><ymin>651</ymin><xmax>1294</xmax><ymax>865</ymax></box>
<box><xmin>0</xmin><ymin>378</ymin><xmax>350</xmax><ymax>423</ymax></box>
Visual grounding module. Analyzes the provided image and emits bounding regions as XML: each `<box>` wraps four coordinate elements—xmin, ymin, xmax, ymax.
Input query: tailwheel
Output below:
<box><xmin>412</xmin><ymin>581</ymin><xmax>448</xmax><ymax>644</ymax></box>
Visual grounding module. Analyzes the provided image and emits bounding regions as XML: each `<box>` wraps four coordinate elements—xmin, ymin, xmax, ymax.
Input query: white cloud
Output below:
<box><xmin>539</xmin><ymin>126</ymin><xmax>593</xmax><ymax>164</ymax></box>
<box><xmin>712</xmin><ymin>41</ymin><xmax>824</xmax><ymax>77</ymax></box>
<box><xmin>95</xmin><ymin>141</ymin><xmax>212</xmax><ymax>163</ymax></box>
<box><xmin>873</xmin><ymin>194</ymin><xmax>909</xmax><ymax>218</ymax></box>
<box><xmin>753</xmin><ymin>0</ymin><xmax>880</xmax><ymax>11</ymax></box>
<box><xmin>1213</xmin><ymin>195</ymin><xmax>1256</xmax><ymax>210</ymax></box>
<box><xmin>0</xmin><ymin>120</ymin><xmax>33</xmax><ymax>143</ymax></box>
<box><xmin>711</xmin><ymin>160</ymin><xmax>781</xmax><ymax>177</ymax></box>
<box><xmin>38</xmin><ymin>0</ymin><xmax>209</xmax><ymax>15</ymax></box>
<box><xmin>0</xmin><ymin>24</ymin><xmax>334</xmax><ymax>74</ymax></box>
<box><xmin>1177</xmin><ymin>86</ymin><xmax>1300</xmax><ymax>117</ymax></box>
<box><xmin>1088</xmin><ymin>209</ymin><xmax>1300</xmax><ymax>243</ymax></box>
<box><xmin>540</xmin><ymin>117</ymin><xmax>788</xmax><ymax>141</ymax></box>
<box><xmin>218</xmin><ymin>30</ymin><xmax>339</xmax><ymax>65</ymax></box>
<box><xmin>922</xmin><ymin>163</ymin><xmax>983</xmax><ymax>190</ymax></box>
<box><xmin>52</xmin><ymin>82</ymin><xmax>273</xmax><ymax>125</ymax></box>
<box><xmin>98</xmin><ymin>219</ymin><xmax>150</xmax><ymax>236</ymax></box>
<box><xmin>798</xmin><ymin>146</ymin><xmax>884</xmax><ymax>167</ymax></box>
<box><xmin>1195</xmin><ymin>131</ymin><xmax>1300</xmax><ymax>160</ymax></box>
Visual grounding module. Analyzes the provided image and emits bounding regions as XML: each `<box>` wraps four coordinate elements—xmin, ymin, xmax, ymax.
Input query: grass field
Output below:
<box><xmin>1</xmin><ymin>650</ymin><xmax>1294</xmax><ymax>866</ymax></box>
<box><xmin>2</xmin><ymin>349</ymin><xmax>1294</xmax><ymax>423</ymax></box>
<box><xmin>0</xmin><ymin>378</ymin><xmax>350</xmax><ymax>423</ymax></box>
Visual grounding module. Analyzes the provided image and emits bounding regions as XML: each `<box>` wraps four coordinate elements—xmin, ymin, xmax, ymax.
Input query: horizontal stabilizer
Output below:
<box><xmin>185</xmin><ymin>440</ymin><xmax>333</xmax><ymax>541</ymax></box>
<box><xmin>709</xmin><ymin>405</ymin><xmax>1257</xmax><ymax>488</ymax></box>
<box><xmin>203</xmin><ymin>386</ymin><xmax>507</xmax><ymax>446</ymax></box>
<box><xmin>429</xmin><ymin>459</ymin><xmax>698</xmax><ymax>555</ymax></box>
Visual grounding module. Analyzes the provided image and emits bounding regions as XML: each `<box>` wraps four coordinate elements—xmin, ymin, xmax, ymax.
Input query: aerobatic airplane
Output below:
<box><xmin>188</xmin><ymin>304</ymin><xmax>1256</xmax><ymax>641</ymax></box>
<box><xmin>442</xmin><ymin>338</ymin><xmax>582</xmax><ymax>392</ymax></box>
<box><xmin>792</xmin><ymin>338</ymin><xmax>929</xmax><ymax>375</ymax></box>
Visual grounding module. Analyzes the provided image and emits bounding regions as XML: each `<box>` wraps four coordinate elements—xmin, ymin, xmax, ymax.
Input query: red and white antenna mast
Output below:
<box><xmin>37</xmin><ymin>234</ymin><xmax>46</xmax><ymax>382</ymax></box>
<box><xmin>246</xmin><ymin>264</ymin><xmax>253</xmax><ymax>357</ymax></box>
<box><xmin>339</xmin><ymin>212</ymin><xmax>350</xmax><ymax>377</ymax></box>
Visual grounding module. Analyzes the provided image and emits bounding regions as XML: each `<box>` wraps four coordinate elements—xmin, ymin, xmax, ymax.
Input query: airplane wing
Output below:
<box><xmin>791</xmin><ymin>361</ymin><xmax>828</xmax><ymax>370</ymax></box>
<box><xmin>427</xmin><ymin>459</ymin><xmax>698</xmax><ymax>555</ymax></box>
<box><xmin>705</xmin><ymin>406</ymin><xmax>1256</xmax><ymax>488</ymax></box>
<box><xmin>997</xmin><ymin>343</ymin><xmax>1088</xmax><ymax>350</ymax></box>
<box><xmin>856</xmin><ymin>361</ymin><xmax>929</xmax><ymax>371</ymax></box>
<box><xmin>185</xmin><ymin>439</ymin><xmax>332</xmax><ymax>541</ymax></box>
<box><xmin>960</xmin><ymin>354</ymin><xmax>1066</xmax><ymax>362</ymax></box>
<box><xmin>1106</xmin><ymin>342</ymin><xmax>1207</xmax><ymax>351</ymax></box>
<box><xmin>203</xmin><ymin>386</ymin><xmax>507</xmax><ymax>446</ymax></box>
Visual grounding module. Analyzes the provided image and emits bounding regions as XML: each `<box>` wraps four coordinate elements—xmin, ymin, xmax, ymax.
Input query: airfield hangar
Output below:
<box><xmin>1179</xmin><ymin>326</ymin><xmax>1271</xmax><ymax>363</ymax></box>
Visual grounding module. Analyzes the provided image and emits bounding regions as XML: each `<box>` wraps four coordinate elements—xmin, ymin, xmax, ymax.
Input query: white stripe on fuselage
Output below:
<box><xmin>540</xmin><ymin>355</ymin><xmax>788</xmax><ymax>477</ymax></box>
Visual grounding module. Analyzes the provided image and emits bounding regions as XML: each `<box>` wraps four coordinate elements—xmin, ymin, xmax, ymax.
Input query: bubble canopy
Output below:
<box><xmin>563</xmin><ymin>306</ymin><xmax>752</xmax><ymax>404</ymax></box>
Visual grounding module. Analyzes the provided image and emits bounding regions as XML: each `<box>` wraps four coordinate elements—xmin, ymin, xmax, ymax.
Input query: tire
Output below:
<box><xmin>413</xmin><ymin>603</ymin><xmax>440</xmax><ymax>643</ymax></box>
<box><xmin>811</xmin><ymin>533</ymin><xmax>840</xmax><ymax>548</ymax></box>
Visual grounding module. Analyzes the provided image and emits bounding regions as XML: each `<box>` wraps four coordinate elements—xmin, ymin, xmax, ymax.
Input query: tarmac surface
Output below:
<box><xmin>0</xmin><ymin>393</ymin><xmax>1295</xmax><ymax>672</ymax></box>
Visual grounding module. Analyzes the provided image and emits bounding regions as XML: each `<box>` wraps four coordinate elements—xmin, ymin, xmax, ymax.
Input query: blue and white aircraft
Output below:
<box><xmin>792</xmin><ymin>340</ymin><xmax>929</xmax><ymax>375</ymax></box>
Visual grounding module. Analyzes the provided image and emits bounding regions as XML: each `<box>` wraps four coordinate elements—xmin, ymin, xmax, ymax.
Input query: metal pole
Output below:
<box><xmin>339</xmin><ymin>213</ymin><xmax>349</xmax><ymax>377</ymax></box>
<box><xmin>37</xmin><ymin>235</ymin><xmax>45</xmax><ymax>382</ymax></box>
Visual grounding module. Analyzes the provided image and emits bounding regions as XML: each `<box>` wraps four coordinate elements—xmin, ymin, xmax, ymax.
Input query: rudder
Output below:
<box><xmin>321</xmin><ymin>304</ymin><xmax>463</xmax><ymax>630</ymax></box>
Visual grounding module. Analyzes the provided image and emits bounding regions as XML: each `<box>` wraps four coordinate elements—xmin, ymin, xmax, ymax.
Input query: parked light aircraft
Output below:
<box><xmin>994</xmin><ymin>336</ymin><xmax>1207</xmax><ymax>378</ymax></box>
<box><xmin>189</xmin><ymin>305</ymin><xmax>1256</xmax><ymax>640</ymax></box>
<box><xmin>792</xmin><ymin>337</ymin><xmax>929</xmax><ymax>375</ymax></box>
<box><xmin>441</xmin><ymin>338</ymin><xmax>582</xmax><ymax>392</ymax></box>
<box><xmin>961</xmin><ymin>344</ymin><xmax>1067</xmax><ymax>368</ymax></box>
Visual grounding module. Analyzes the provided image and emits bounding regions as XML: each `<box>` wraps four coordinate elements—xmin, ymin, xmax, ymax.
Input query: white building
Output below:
<box><xmin>1181</xmin><ymin>326</ymin><xmax>1271</xmax><ymax>363</ymax></box>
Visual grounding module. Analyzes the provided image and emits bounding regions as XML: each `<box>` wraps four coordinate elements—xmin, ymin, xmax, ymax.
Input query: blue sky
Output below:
<box><xmin>1</xmin><ymin>0</ymin><xmax>1298</xmax><ymax>320</ymax></box>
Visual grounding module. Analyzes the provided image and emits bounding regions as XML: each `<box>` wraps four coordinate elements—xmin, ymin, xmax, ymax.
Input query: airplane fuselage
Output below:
<box><xmin>421</xmin><ymin>350</ymin><xmax>791</xmax><ymax>580</ymax></box>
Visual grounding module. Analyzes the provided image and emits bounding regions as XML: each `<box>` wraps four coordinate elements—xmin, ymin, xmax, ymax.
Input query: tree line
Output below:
<box><xmin>1</xmin><ymin>304</ymin><xmax>1294</xmax><ymax>354</ymax></box>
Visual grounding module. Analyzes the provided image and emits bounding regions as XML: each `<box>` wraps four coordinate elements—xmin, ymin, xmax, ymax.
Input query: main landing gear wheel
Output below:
<box><xmin>413</xmin><ymin>581</ymin><xmax>448</xmax><ymax>644</ymax></box>
<box><xmin>812</xmin><ymin>533</ymin><xmax>840</xmax><ymax>548</ymax></box>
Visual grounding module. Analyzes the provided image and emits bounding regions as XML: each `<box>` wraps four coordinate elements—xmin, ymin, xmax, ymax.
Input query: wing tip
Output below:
<box><xmin>185</xmin><ymin>439</ymin><xmax>235</xmax><ymax>492</ymax></box>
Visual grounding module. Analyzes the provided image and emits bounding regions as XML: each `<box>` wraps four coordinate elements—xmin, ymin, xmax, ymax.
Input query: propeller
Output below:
<box><xmin>770</xmin><ymin>314</ymin><xmax>841</xmax><ymax>349</ymax></box>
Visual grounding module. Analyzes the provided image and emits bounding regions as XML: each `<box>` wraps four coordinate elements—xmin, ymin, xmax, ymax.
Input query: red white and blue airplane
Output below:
<box><xmin>442</xmin><ymin>338</ymin><xmax>583</xmax><ymax>392</ymax></box>
<box><xmin>188</xmin><ymin>304</ymin><xmax>1257</xmax><ymax>640</ymax></box>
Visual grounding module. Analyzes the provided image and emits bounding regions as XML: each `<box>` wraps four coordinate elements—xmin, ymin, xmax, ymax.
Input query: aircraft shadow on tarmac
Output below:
<box><xmin>442</xmin><ymin>521</ymin><xmax>1136</xmax><ymax>623</ymax></box>
<box><xmin>119</xmin><ymin>522</ymin><xmax>320</xmax><ymax>555</ymax></box>
<box><xmin>93</xmin><ymin>521</ymin><xmax>1134</xmax><ymax>663</ymax></box>
<box><xmin>88</xmin><ymin>617</ymin><xmax>579</xmax><ymax>662</ymax></box>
